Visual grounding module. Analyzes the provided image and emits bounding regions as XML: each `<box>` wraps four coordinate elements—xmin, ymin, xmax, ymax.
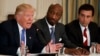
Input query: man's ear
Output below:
<box><xmin>15</xmin><ymin>14</ymin><xmax>22</xmax><ymax>20</ymax></box>
<box><xmin>91</xmin><ymin>17</ymin><xmax>94</xmax><ymax>21</ymax></box>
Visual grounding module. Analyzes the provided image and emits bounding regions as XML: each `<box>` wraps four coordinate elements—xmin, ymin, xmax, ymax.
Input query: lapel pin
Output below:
<box><xmin>36</xmin><ymin>28</ymin><xmax>39</xmax><ymax>31</ymax></box>
<box><xmin>29</xmin><ymin>37</ymin><xmax>31</xmax><ymax>39</ymax></box>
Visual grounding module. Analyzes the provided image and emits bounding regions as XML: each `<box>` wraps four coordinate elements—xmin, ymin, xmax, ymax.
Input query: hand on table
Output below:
<box><xmin>64</xmin><ymin>48</ymin><xmax>82</xmax><ymax>55</ymax></box>
<box><xmin>64</xmin><ymin>48</ymin><xmax>89</xmax><ymax>55</ymax></box>
<box><xmin>46</xmin><ymin>40</ymin><xmax>63</xmax><ymax>53</ymax></box>
<box><xmin>78</xmin><ymin>48</ymin><xmax>89</xmax><ymax>55</ymax></box>
<box><xmin>96</xmin><ymin>44</ymin><xmax>100</xmax><ymax>53</ymax></box>
<box><xmin>20</xmin><ymin>41</ymin><xmax>29</xmax><ymax>55</ymax></box>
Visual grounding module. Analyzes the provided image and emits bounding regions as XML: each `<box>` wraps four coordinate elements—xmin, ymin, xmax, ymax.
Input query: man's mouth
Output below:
<box><xmin>27</xmin><ymin>22</ymin><xmax>32</xmax><ymax>25</ymax></box>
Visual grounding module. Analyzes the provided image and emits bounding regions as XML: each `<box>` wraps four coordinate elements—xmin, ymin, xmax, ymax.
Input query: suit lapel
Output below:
<box><xmin>26</xmin><ymin>30</ymin><xmax>31</xmax><ymax>48</ymax></box>
<box><xmin>76</xmin><ymin>21</ymin><xmax>83</xmax><ymax>44</ymax></box>
<box><xmin>55</xmin><ymin>24</ymin><xmax>60</xmax><ymax>43</ymax></box>
<box><xmin>12</xmin><ymin>20</ymin><xmax>20</xmax><ymax>46</ymax></box>
<box><xmin>77</xmin><ymin>25</ymin><xmax>83</xmax><ymax>44</ymax></box>
<box><xmin>41</xmin><ymin>19</ymin><xmax>51</xmax><ymax>42</ymax></box>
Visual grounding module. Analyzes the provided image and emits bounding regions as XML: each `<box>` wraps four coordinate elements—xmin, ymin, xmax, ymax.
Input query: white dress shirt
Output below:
<box><xmin>17</xmin><ymin>23</ymin><xmax>26</xmax><ymax>55</ymax></box>
<box><xmin>18</xmin><ymin>23</ymin><xmax>26</xmax><ymax>46</ymax></box>
<box><xmin>80</xmin><ymin>24</ymin><xmax>90</xmax><ymax>46</ymax></box>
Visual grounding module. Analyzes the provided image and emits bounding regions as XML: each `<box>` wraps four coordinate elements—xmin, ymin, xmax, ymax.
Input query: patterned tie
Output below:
<box><xmin>21</xmin><ymin>29</ymin><xmax>25</xmax><ymax>43</ymax></box>
<box><xmin>83</xmin><ymin>28</ymin><xmax>88</xmax><ymax>46</ymax></box>
<box><xmin>50</xmin><ymin>27</ymin><xmax>55</xmax><ymax>44</ymax></box>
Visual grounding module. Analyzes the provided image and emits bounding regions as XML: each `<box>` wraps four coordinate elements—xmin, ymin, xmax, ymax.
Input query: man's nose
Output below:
<box><xmin>52</xmin><ymin>15</ymin><xmax>56</xmax><ymax>19</ymax></box>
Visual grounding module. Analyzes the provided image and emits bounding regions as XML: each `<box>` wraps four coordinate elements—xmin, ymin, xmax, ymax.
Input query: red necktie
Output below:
<box><xmin>83</xmin><ymin>28</ymin><xmax>88</xmax><ymax>46</ymax></box>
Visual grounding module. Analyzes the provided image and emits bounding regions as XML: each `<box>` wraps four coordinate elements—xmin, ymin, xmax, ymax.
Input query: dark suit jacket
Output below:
<box><xmin>34</xmin><ymin>18</ymin><xmax>77</xmax><ymax>48</ymax></box>
<box><xmin>65</xmin><ymin>19</ymin><xmax>99</xmax><ymax>50</ymax></box>
<box><xmin>0</xmin><ymin>19</ymin><xmax>43</xmax><ymax>55</ymax></box>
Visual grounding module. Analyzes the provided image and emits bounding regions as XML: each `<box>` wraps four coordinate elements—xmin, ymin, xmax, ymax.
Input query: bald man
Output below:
<box><xmin>34</xmin><ymin>4</ymin><xmax>89</xmax><ymax>55</ymax></box>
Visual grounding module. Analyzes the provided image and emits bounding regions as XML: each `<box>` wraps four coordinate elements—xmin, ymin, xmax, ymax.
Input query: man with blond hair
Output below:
<box><xmin>0</xmin><ymin>3</ymin><xmax>42</xmax><ymax>55</ymax></box>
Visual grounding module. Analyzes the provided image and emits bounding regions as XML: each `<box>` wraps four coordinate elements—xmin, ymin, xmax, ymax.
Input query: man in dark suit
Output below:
<box><xmin>0</xmin><ymin>4</ymin><xmax>43</xmax><ymax>55</ymax></box>
<box><xmin>34</xmin><ymin>4</ymin><xmax>89</xmax><ymax>55</ymax></box>
<box><xmin>65</xmin><ymin>4</ymin><xmax>100</xmax><ymax>53</ymax></box>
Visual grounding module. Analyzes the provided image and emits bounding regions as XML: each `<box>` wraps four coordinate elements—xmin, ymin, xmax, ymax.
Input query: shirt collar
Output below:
<box><xmin>45</xmin><ymin>18</ymin><xmax>55</xmax><ymax>29</ymax></box>
<box><xmin>79</xmin><ymin>23</ymin><xmax>88</xmax><ymax>31</ymax></box>
<box><xmin>79</xmin><ymin>23</ymin><xmax>88</xmax><ymax>29</ymax></box>
<box><xmin>17</xmin><ymin>23</ymin><xmax>24</xmax><ymax>32</ymax></box>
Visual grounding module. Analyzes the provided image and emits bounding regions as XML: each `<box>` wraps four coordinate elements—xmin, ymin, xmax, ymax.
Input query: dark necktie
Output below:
<box><xmin>83</xmin><ymin>28</ymin><xmax>88</xmax><ymax>46</ymax></box>
<box><xmin>21</xmin><ymin>29</ymin><xmax>25</xmax><ymax>43</ymax></box>
<box><xmin>50</xmin><ymin>27</ymin><xmax>55</xmax><ymax>44</ymax></box>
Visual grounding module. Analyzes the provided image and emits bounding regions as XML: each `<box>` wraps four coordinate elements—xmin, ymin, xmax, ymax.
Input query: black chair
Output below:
<box><xmin>7</xmin><ymin>14</ymin><xmax>14</xmax><ymax>20</ymax></box>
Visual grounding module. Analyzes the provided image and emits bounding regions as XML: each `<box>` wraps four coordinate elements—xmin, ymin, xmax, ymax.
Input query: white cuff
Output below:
<box><xmin>41</xmin><ymin>46</ymin><xmax>48</xmax><ymax>53</ymax></box>
<box><xmin>17</xmin><ymin>47</ymin><xmax>21</xmax><ymax>56</ymax></box>
<box><xmin>76</xmin><ymin>47</ymin><xmax>82</xmax><ymax>49</ymax></box>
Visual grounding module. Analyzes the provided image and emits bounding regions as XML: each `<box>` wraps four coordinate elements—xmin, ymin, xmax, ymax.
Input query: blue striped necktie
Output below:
<box><xmin>50</xmin><ymin>27</ymin><xmax>55</xmax><ymax>44</ymax></box>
